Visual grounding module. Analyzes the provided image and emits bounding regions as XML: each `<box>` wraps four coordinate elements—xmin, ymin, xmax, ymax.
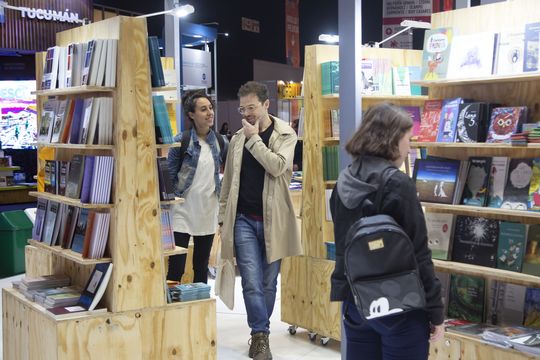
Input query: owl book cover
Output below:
<box><xmin>501</xmin><ymin>158</ymin><xmax>533</xmax><ymax>210</ymax></box>
<box><xmin>461</xmin><ymin>157</ymin><xmax>492</xmax><ymax>207</ymax></box>
<box><xmin>486</xmin><ymin>107</ymin><xmax>528</xmax><ymax>143</ymax></box>
<box><xmin>451</xmin><ymin>215</ymin><xmax>499</xmax><ymax>268</ymax></box>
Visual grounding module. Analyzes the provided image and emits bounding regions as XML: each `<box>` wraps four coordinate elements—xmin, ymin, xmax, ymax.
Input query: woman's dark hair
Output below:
<box><xmin>345</xmin><ymin>102</ymin><xmax>413</xmax><ymax>161</ymax></box>
<box><xmin>237</xmin><ymin>81</ymin><xmax>269</xmax><ymax>103</ymax></box>
<box><xmin>181</xmin><ymin>90</ymin><xmax>214</xmax><ymax>121</ymax></box>
<box><xmin>220</xmin><ymin>122</ymin><xmax>229</xmax><ymax>133</ymax></box>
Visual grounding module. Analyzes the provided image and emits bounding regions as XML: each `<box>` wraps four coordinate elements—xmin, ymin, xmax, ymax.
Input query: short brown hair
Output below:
<box><xmin>345</xmin><ymin>102</ymin><xmax>413</xmax><ymax>161</ymax></box>
<box><xmin>237</xmin><ymin>81</ymin><xmax>269</xmax><ymax>102</ymax></box>
<box><xmin>182</xmin><ymin>90</ymin><xmax>214</xmax><ymax>119</ymax></box>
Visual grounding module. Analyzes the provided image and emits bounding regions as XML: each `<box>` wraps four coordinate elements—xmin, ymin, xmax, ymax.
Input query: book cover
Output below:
<box><xmin>447</xmin><ymin>32</ymin><xmax>498</xmax><ymax>79</ymax></box>
<box><xmin>392</xmin><ymin>66</ymin><xmax>411</xmax><ymax>96</ymax></box>
<box><xmin>447</xmin><ymin>323</ymin><xmax>498</xmax><ymax>338</ymax></box>
<box><xmin>39</xmin><ymin>99</ymin><xmax>57</xmax><ymax>143</ymax></box>
<box><xmin>524</xmin><ymin>288</ymin><xmax>540</xmax><ymax>329</ymax></box>
<box><xmin>487</xmin><ymin>157</ymin><xmax>509</xmax><ymax>208</ymax></box>
<box><xmin>50</xmin><ymin>99</ymin><xmax>69</xmax><ymax>143</ymax></box>
<box><xmin>408</xmin><ymin>66</ymin><xmax>423</xmax><ymax>96</ymax></box>
<box><xmin>495</xmin><ymin>30</ymin><xmax>525</xmax><ymax>76</ymax></box>
<box><xmin>60</xmin><ymin>206</ymin><xmax>77</xmax><ymax>249</ymax></box>
<box><xmin>32</xmin><ymin>198</ymin><xmax>48</xmax><ymax>241</ymax></box>
<box><xmin>413</xmin><ymin>158</ymin><xmax>460</xmax><ymax>204</ymax></box>
<box><xmin>41</xmin><ymin>46</ymin><xmax>60</xmax><ymax>90</ymax></box>
<box><xmin>451</xmin><ymin>215</ymin><xmax>499</xmax><ymax>268</ymax></box>
<box><xmin>417</xmin><ymin>100</ymin><xmax>443</xmax><ymax>142</ymax></box>
<box><xmin>522</xmin><ymin>225</ymin><xmax>540</xmax><ymax>276</ymax></box>
<box><xmin>321</xmin><ymin>61</ymin><xmax>339</xmax><ymax>95</ymax></box>
<box><xmin>401</xmin><ymin>106</ymin><xmax>421</xmax><ymax>138</ymax></box>
<box><xmin>360</xmin><ymin>59</ymin><xmax>374</xmax><ymax>94</ymax></box>
<box><xmin>496</xmin><ymin>221</ymin><xmax>527</xmax><ymax>272</ymax></box>
<box><xmin>68</xmin><ymin>98</ymin><xmax>85</xmax><ymax>144</ymax></box>
<box><xmin>65</xmin><ymin>155</ymin><xmax>85</xmax><ymax>199</ymax></box>
<box><xmin>79</xmin><ymin>156</ymin><xmax>95</xmax><ymax>203</ymax></box>
<box><xmin>456</xmin><ymin>102</ymin><xmax>487</xmax><ymax>143</ymax></box>
<box><xmin>372</xmin><ymin>58</ymin><xmax>393</xmax><ymax>95</ymax></box>
<box><xmin>524</xmin><ymin>21</ymin><xmax>540</xmax><ymax>72</ymax></box>
<box><xmin>157</xmin><ymin>157</ymin><xmax>175</xmax><ymax>201</ymax></box>
<box><xmin>81</xmin><ymin>40</ymin><xmax>95</xmax><ymax>86</ymax></box>
<box><xmin>77</xmin><ymin>263</ymin><xmax>113</xmax><ymax>311</ymax></box>
<box><xmin>148</xmin><ymin>36</ymin><xmax>165</xmax><ymax>87</ymax></box>
<box><xmin>486</xmin><ymin>281</ymin><xmax>527</xmax><ymax>326</ymax></box>
<box><xmin>436</xmin><ymin>271</ymin><xmax>450</xmax><ymax>316</ymax></box>
<box><xmin>425</xmin><ymin>212</ymin><xmax>454</xmax><ymax>260</ymax></box>
<box><xmin>71</xmin><ymin>208</ymin><xmax>89</xmax><ymax>254</ymax></box>
<box><xmin>437</xmin><ymin>97</ymin><xmax>465</xmax><ymax>143</ymax></box>
<box><xmin>501</xmin><ymin>158</ymin><xmax>533</xmax><ymax>210</ymax></box>
<box><xmin>486</xmin><ymin>107</ymin><xmax>528</xmax><ymax>144</ymax></box>
<box><xmin>461</xmin><ymin>157</ymin><xmax>492</xmax><ymax>207</ymax></box>
<box><xmin>421</xmin><ymin>27</ymin><xmax>453</xmax><ymax>80</ymax></box>
<box><xmin>447</xmin><ymin>274</ymin><xmax>485</xmax><ymax>323</ymax></box>
<box><xmin>528</xmin><ymin>158</ymin><xmax>540</xmax><ymax>211</ymax></box>
<box><xmin>42</xmin><ymin>201</ymin><xmax>60</xmax><ymax>246</ymax></box>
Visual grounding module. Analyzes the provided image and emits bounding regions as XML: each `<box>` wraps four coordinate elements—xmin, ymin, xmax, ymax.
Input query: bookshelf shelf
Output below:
<box><xmin>0</xmin><ymin>166</ymin><xmax>20</xmax><ymax>171</ymax></box>
<box><xmin>363</xmin><ymin>94</ymin><xmax>429</xmax><ymax>101</ymax></box>
<box><xmin>321</xmin><ymin>94</ymin><xmax>339</xmax><ymax>99</ymax></box>
<box><xmin>32</xmin><ymin>86</ymin><xmax>115</xmax><ymax>96</ymax></box>
<box><xmin>28</xmin><ymin>240</ymin><xmax>113</xmax><ymax>265</ymax></box>
<box><xmin>152</xmin><ymin>86</ymin><xmax>176</xmax><ymax>92</ymax></box>
<box><xmin>323</xmin><ymin>137</ymin><xmax>340</xmax><ymax>143</ymax></box>
<box><xmin>34</xmin><ymin>143</ymin><xmax>115</xmax><ymax>151</ymax></box>
<box><xmin>324</xmin><ymin>180</ymin><xmax>336</xmax><ymax>188</ymax></box>
<box><xmin>160</xmin><ymin>197</ymin><xmax>185</xmax><ymax>205</ymax></box>
<box><xmin>438</xmin><ymin>331</ymin><xmax>532</xmax><ymax>359</ymax></box>
<box><xmin>156</xmin><ymin>142</ymin><xmax>181</xmax><ymax>150</ymax></box>
<box><xmin>434</xmin><ymin>260</ymin><xmax>540</xmax><ymax>288</ymax></box>
<box><xmin>414</xmin><ymin>72</ymin><xmax>540</xmax><ymax>88</ymax></box>
<box><xmin>28</xmin><ymin>191</ymin><xmax>114</xmax><ymax>209</ymax></box>
<box><xmin>0</xmin><ymin>185</ymin><xmax>36</xmax><ymax>191</ymax></box>
<box><xmin>421</xmin><ymin>203</ymin><xmax>540</xmax><ymax>224</ymax></box>
<box><xmin>163</xmin><ymin>246</ymin><xmax>188</xmax><ymax>257</ymax></box>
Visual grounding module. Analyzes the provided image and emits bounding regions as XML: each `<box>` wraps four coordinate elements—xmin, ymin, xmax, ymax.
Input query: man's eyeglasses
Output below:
<box><xmin>237</xmin><ymin>103</ymin><xmax>260</xmax><ymax>115</ymax></box>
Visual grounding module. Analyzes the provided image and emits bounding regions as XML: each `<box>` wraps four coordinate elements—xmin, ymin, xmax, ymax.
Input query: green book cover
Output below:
<box><xmin>421</xmin><ymin>27</ymin><xmax>454</xmax><ymax>80</ymax></box>
<box><xmin>447</xmin><ymin>274</ymin><xmax>485</xmax><ymax>323</ymax></box>
<box><xmin>523</xmin><ymin>225</ymin><xmax>540</xmax><ymax>276</ymax></box>
<box><xmin>496</xmin><ymin>221</ymin><xmax>527</xmax><ymax>272</ymax></box>
<box><xmin>321</xmin><ymin>61</ymin><xmax>339</xmax><ymax>95</ymax></box>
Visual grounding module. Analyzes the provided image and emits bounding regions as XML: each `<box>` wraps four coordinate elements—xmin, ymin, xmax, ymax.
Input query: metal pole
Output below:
<box><xmin>174</xmin><ymin>17</ymin><xmax>183</xmax><ymax>132</ymax></box>
<box><xmin>213</xmin><ymin>38</ymin><xmax>218</xmax><ymax>132</ymax></box>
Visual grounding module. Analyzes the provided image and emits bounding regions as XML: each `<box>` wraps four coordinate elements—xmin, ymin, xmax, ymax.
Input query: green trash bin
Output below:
<box><xmin>0</xmin><ymin>210</ymin><xmax>33</xmax><ymax>277</ymax></box>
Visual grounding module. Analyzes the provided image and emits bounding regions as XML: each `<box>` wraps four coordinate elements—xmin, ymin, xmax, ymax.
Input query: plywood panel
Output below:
<box><xmin>429</xmin><ymin>336</ymin><xmax>461</xmax><ymax>360</ymax></box>
<box><xmin>56</xmin><ymin>16</ymin><xmax>121</xmax><ymax>45</ymax></box>
<box><xmin>309</xmin><ymin>258</ymin><xmax>341</xmax><ymax>340</ymax></box>
<box><xmin>24</xmin><ymin>245</ymin><xmax>53</xmax><ymax>278</ymax></box>
<box><xmin>280</xmin><ymin>256</ymin><xmax>312</xmax><ymax>331</ymax></box>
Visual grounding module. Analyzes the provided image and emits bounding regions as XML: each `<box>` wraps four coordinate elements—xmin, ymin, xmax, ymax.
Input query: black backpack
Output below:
<box><xmin>344</xmin><ymin>166</ymin><xmax>426</xmax><ymax>320</ymax></box>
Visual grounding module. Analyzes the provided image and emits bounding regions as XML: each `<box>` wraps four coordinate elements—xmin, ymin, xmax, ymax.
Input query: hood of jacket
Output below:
<box><xmin>336</xmin><ymin>155</ymin><xmax>396</xmax><ymax>210</ymax></box>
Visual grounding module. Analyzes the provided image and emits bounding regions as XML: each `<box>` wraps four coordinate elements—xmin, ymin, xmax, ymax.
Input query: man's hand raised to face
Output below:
<box><xmin>242</xmin><ymin>118</ymin><xmax>259</xmax><ymax>139</ymax></box>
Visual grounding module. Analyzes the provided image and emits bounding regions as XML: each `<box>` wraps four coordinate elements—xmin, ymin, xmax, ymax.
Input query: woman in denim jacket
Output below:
<box><xmin>166</xmin><ymin>91</ymin><xmax>227</xmax><ymax>284</ymax></box>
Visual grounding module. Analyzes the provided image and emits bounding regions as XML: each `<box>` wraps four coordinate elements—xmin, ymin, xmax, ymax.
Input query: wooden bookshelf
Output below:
<box><xmin>421</xmin><ymin>203</ymin><xmax>540</xmax><ymax>224</ymax></box>
<box><xmin>322</xmin><ymin>137</ymin><xmax>340</xmax><ymax>143</ymax></box>
<box><xmin>28</xmin><ymin>191</ymin><xmax>115</xmax><ymax>209</ymax></box>
<box><xmin>28</xmin><ymin>240</ymin><xmax>113</xmax><ymax>265</ymax></box>
<box><xmin>160</xmin><ymin>197</ymin><xmax>185</xmax><ymax>205</ymax></box>
<box><xmin>411</xmin><ymin>142</ymin><xmax>540</xmax><ymax>159</ymax></box>
<box><xmin>414</xmin><ymin>72</ymin><xmax>540</xmax><ymax>88</ymax></box>
<box><xmin>163</xmin><ymin>246</ymin><xmax>189</xmax><ymax>257</ymax></box>
<box><xmin>152</xmin><ymin>86</ymin><xmax>176</xmax><ymax>92</ymax></box>
<box><xmin>155</xmin><ymin>143</ymin><xmax>181</xmax><ymax>150</ymax></box>
<box><xmin>32</xmin><ymin>86</ymin><xmax>115</xmax><ymax>96</ymax></box>
<box><xmin>34</xmin><ymin>143</ymin><xmax>115</xmax><ymax>151</ymax></box>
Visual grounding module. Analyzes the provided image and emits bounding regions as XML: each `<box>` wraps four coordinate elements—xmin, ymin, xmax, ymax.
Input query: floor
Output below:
<box><xmin>0</xmin><ymin>273</ymin><xmax>341</xmax><ymax>360</ymax></box>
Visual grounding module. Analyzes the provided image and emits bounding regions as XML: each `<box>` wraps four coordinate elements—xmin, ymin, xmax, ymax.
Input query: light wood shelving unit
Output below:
<box><xmin>281</xmin><ymin>45</ymin><xmax>427</xmax><ymax>344</ymax></box>
<box><xmin>2</xmin><ymin>16</ymin><xmax>216</xmax><ymax>359</ymax></box>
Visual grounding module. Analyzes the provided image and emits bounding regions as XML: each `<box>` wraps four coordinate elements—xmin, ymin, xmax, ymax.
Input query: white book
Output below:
<box><xmin>97</xmin><ymin>98</ymin><xmax>113</xmax><ymax>144</ymax></box>
<box><xmin>487</xmin><ymin>156</ymin><xmax>510</xmax><ymax>208</ymax></box>
<box><xmin>392</xmin><ymin>66</ymin><xmax>411</xmax><ymax>96</ymax></box>
<box><xmin>94</xmin><ymin>39</ymin><xmax>108</xmax><ymax>87</ymax></box>
<box><xmin>74</xmin><ymin>42</ymin><xmax>86</xmax><ymax>87</ymax></box>
<box><xmin>105</xmin><ymin>39</ymin><xmax>118</xmax><ymax>87</ymax></box>
<box><xmin>79</xmin><ymin>98</ymin><xmax>94</xmax><ymax>144</ymax></box>
<box><xmin>39</xmin><ymin>99</ymin><xmax>58</xmax><ymax>143</ymax></box>
<box><xmin>85</xmin><ymin>98</ymin><xmax>101</xmax><ymax>144</ymax></box>
<box><xmin>452</xmin><ymin>160</ymin><xmax>470</xmax><ymax>204</ymax></box>
<box><xmin>88</xmin><ymin>212</ymin><xmax>103</xmax><ymax>258</ymax></box>
<box><xmin>89</xmin><ymin>40</ymin><xmax>104</xmax><ymax>86</ymax></box>
<box><xmin>42</xmin><ymin>201</ymin><xmax>60</xmax><ymax>246</ymax></box>
<box><xmin>81</xmin><ymin>40</ymin><xmax>95</xmax><ymax>86</ymax></box>
<box><xmin>425</xmin><ymin>212</ymin><xmax>454</xmax><ymax>260</ymax></box>
<box><xmin>50</xmin><ymin>99</ymin><xmax>69</xmax><ymax>143</ymax></box>
<box><xmin>89</xmin><ymin>156</ymin><xmax>101</xmax><ymax>204</ymax></box>
<box><xmin>42</xmin><ymin>46</ymin><xmax>60</xmax><ymax>90</ymax></box>
<box><xmin>486</xmin><ymin>280</ymin><xmax>526</xmax><ymax>326</ymax></box>
<box><xmin>495</xmin><ymin>31</ymin><xmax>525</xmax><ymax>76</ymax></box>
<box><xmin>65</xmin><ymin>44</ymin><xmax>75</xmax><ymax>87</ymax></box>
<box><xmin>57</xmin><ymin>47</ymin><xmax>66</xmax><ymax>89</ymax></box>
<box><xmin>447</xmin><ymin>32</ymin><xmax>498</xmax><ymax>79</ymax></box>
<box><xmin>325</xmin><ymin>189</ymin><xmax>332</xmax><ymax>221</ymax></box>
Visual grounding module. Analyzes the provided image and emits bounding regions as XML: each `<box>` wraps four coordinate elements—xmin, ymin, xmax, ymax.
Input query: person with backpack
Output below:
<box><xmin>166</xmin><ymin>90</ymin><xmax>227</xmax><ymax>284</ymax></box>
<box><xmin>330</xmin><ymin>103</ymin><xmax>444</xmax><ymax>359</ymax></box>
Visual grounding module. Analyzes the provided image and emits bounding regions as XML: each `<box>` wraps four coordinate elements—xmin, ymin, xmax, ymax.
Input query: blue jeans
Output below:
<box><xmin>234</xmin><ymin>214</ymin><xmax>281</xmax><ymax>335</ymax></box>
<box><xmin>342</xmin><ymin>300</ymin><xmax>430</xmax><ymax>360</ymax></box>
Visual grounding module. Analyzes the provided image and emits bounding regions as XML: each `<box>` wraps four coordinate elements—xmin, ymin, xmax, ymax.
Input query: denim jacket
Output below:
<box><xmin>167</xmin><ymin>128</ymin><xmax>225</xmax><ymax>197</ymax></box>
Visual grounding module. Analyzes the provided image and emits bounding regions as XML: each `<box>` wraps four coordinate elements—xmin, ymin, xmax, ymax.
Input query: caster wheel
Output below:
<box><xmin>320</xmin><ymin>337</ymin><xmax>330</xmax><ymax>346</ymax></box>
<box><xmin>288</xmin><ymin>325</ymin><xmax>297</xmax><ymax>335</ymax></box>
<box><xmin>308</xmin><ymin>332</ymin><xmax>317</xmax><ymax>342</ymax></box>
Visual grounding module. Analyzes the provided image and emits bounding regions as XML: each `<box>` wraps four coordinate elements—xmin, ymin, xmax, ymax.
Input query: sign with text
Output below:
<box><xmin>285</xmin><ymin>0</ymin><xmax>300</xmax><ymax>68</ymax></box>
<box><xmin>241</xmin><ymin>17</ymin><xmax>260</xmax><ymax>33</ymax></box>
<box><xmin>182</xmin><ymin>48</ymin><xmax>212</xmax><ymax>88</ymax></box>
<box><xmin>382</xmin><ymin>0</ymin><xmax>431</xmax><ymax>49</ymax></box>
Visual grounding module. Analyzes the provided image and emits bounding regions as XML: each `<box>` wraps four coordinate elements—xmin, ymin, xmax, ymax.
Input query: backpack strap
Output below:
<box><xmin>178</xmin><ymin>129</ymin><xmax>191</xmax><ymax>166</ymax></box>
<box><xmin>373</xmin><ymin>166</ymin><xmax>398</xmax><ymax>213</ymax></box>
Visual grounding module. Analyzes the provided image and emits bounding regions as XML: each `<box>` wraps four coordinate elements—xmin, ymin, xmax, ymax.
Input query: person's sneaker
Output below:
<box><xmin>248</xmin><ymin>332</ymin><xmax>272</xmax><ymax>359</ymax></box>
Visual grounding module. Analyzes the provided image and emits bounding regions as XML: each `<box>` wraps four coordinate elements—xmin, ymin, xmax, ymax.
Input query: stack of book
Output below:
<box><xmin>510</xmin><ymin>132</ymin><xmax>529</xmax><ymax>146</ymax></box>
<box><xmin>168</xmin><ymin>282</ymin><xmax>211</xmax><ymax>302</ymax></box>
<box><xmin>528</xmin><ymin>127</ymin><xmax>540</xmax><ymax>143</ymax></box>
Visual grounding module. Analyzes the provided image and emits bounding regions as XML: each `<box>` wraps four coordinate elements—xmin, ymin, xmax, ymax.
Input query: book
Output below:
<box><xmin>38</xmin><ymin>99</ymin><xmax>57</xmax><ymax>143</ymax></box>
<box><xmin>436</xmin><ymin>97</ymin><xmax>465</xmax><ymax>143</ymax></box>
<box><xmin>78</xmin><ymin>263</ymin><xmax>113</xmax><ymax>311</ymax></box>
<box><xmin>486</xmin><ymin>280</ymin><xmax>527</xmax><ymax>326</ymax></box>
<box><xmin>81</xmin><ymin>40</ymin><xmax>95</xmax><ymax>86</ymax></box>
<box><xmin>71</xmin><ymin>208</ymin><xmax>89</xmax><ymax>254</ymax></box>
<box><xmin>157</xmin><ymin>157</ymin><xmax>175</xmax><ymax>201</ymax></box>
<box><xmin>401</xmin><ymin>106</ymin><xmax>421</xmax><ymax>139</ymax></box>
<box><xmin>421</xmin><ymin>27</ymin><xmax>453</xmax><ymax>80</ymax></box>
<box><xmin>413</xmin><ymin>158</ymin><xmax>460</xmax><ymax>204</ymax></box>
<box><xmin>447</xmin><ymin>274</ymin><xmax>485</xmax><ymax>323</ymax></box>
<box><xmin>64</xmin><ymin>155</ymin><xmax>86</xmax><ymax>199</ymax></box>
<box><xmin>486</xmin><ymin>107</ymin><xmax>528</xmax><ymax>144</ymax></box>
<box><xmin>524</xmin><ymin>288</ymin><xmax>540</xmax><ymax>329</ymax></box>
<box><xmin>79</xmin><ymin>156</ymin><xmax>95</xmax><ymax>203</ymax></box>
<box><xmin>446</xmin><ymin>323</ymin><xmax>498</xmax><ymax>338</ymax></box>
<box><xmin>528</xmin><ymin>158</ymin><xmax>540</xmax><ymax>211</ymax></box>
<box><xmin>360</xmin><ymin>59</ymin><xmax>374</xmax><ymax>93</ymax></box>
<box><xmin>496</xmin><ymin>222</ymin><xmax>527</xmax><ymax>272</ymax></box>
<box><xmin>41</xmin><ymin>46</ymin><xmax>60</xmax><ymax>90</ymax></box>
<box><xmin>524</xmin><ymin>21</ymin><xmax>540</xmax><ymax>72</ymax></box>
<box><xmin>456</xmin><ymin>102</ymin><xmax>488</xmax><ymax>143</ymax></box>
<box><xmin>425</xmin><ymin>212</ymin><xmax>454</xmax><ymax>260</ymax></box>
<box><xmin>161</xmin><ymin>207</ymin><xmax>175</xmax><ymax>251</ymax></box>
<box><xmin>487</xmin><ymin>157</ymin><xmax>509</xmax><ymax>208</ymax></box>
<box><xmin>436</xmin><ymin>271</ymin><xmax>451</xmax><ymax>316</ymax></box>
<box><xmin>495</xmin><ymin>30</ymin><xmax>525</xmax><ymax>76</ymax></box>
<box><xmin>451</xmin><ymin>215</ymin><xmax>499</xmax><ymax>268</ymax></box>
<box><xmin>371</xmin><ymin>58</ymin><xmax>393</xmax><ymax>95</ymax></box>
<box><xmin>41</xmin><ymin>201</ymin><xmax>60</xmax><ymax>246</ymax></box>
<box><xmin>152</xmin><ymin>95</ymin><xmax>174</xmax><ymax>144</ymax></box>
<box><xmin>417</xmin><ymin>100</ymin><xmax>443</xmax><ymax>142</ymax></box>
<box><xmin>321</xmin><ymin>61</ymin><xmax>339</xmax><ymax>95</ymax></box>
<box><xmin>392</xmin><ymin>66</ymin><xmax>411</xmax><ymax>96</ymax></box>
<box><xmin>501</xmin><ymin>158</ymin><xmax>534</xmax><ymax>210</ymax></box>
<box><xmin>461</xmin><ymin>157</ymin><xmax>492</xmax><ymax>207</ymax></box>
<box><xmin>523</xmin><ymin>225</ymin><xmax>540</xmax><ymax>276</ymax></box>
<box><xmin>32</xmin><ymin>198</ymin><xmax>48</xmax><ymax>241</ymax></box>
<box><xmin>407</xmin><ymin>66</ymin><xmax>423</xmax><ymax>96</ymax></box>
<box><xmin>446</xmin><ymin>32</ymin><xmax>498</xmax><ymax>79</ymax></box>
<box><xmin>50</xmin><ymin>99</ymin><xmax>69</xmax><ymax>143</ymax></box>
<box><xmin>148</xmin><ymin>36</ymin><xmax>165</xmax><ymax>87</ymax></box>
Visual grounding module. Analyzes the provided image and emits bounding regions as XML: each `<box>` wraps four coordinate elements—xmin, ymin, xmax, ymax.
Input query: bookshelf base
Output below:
<box><xmin>2</xmin><ymin>287</ymin><xmax>216</xmax><ymax>360</ymax></box>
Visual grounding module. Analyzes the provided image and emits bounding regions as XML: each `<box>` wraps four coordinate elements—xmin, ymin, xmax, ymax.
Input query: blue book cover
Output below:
<box><xmin>71</xmin><ymin>208</ymin><xmax>89</xmax><ymax>254</ymax></box>
<box><xmin>77</xmin><ymin>263</ymin><xmax>113</xmax><ymax>310</ymax></box>
<box><xmin>68</xmin><ymin>98</ymin><xmax>85</xmax><ymax>144</ymax></box>
<box><xmin>79</xmin><ymin>156</ymin><xmax>95</xmax><ymax>203</ymax></box>
<box><xmin>497</xmin><ymin>221</ymin><xmax>527</xmax><ymax>272</ymax></box>
<box><xmin>413</xmin><ymin>158</ymin><xmax>460</xmax><ymax>204</ymax></box>
<box><xmin>523</xmin><ymin>21</ymin><xmax>540</xmax><ymax>72</ymax></box>
<box><xmin>524</xmin><ymin>288</ymin><xmax>540</xmax><ymax>328</ymax></box>
<box><xmin>436</xmin><ymin>98</ymin><xmax>463</xmax><ymax>143</ymax></box>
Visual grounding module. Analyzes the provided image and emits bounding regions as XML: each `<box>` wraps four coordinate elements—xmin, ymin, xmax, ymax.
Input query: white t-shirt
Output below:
<box><xmin>172</xmin><ymin>137</ymin><xmax>219</xmax><ymax>235</ymax></box>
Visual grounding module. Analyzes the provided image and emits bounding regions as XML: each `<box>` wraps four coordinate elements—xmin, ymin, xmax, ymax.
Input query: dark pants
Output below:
<box><xmin>166</xmin><ymin>232</ymin><xmax>214</xmax><ymax>283</ymax></box>
<box><xmin>342</xmin><ymin>300</ymin><xmax>430</xmax><ymax>360</ymax></box>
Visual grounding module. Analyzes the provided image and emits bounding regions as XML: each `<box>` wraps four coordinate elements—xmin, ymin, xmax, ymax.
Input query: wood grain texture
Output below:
<box><xmin>309</xmin><ymin>258</ymin><xmax>341</xmax><ymax>340</ymax></box>
<box><xmin>422</xmin><ymin>203</ymin><xmax>540</xmax><ymax>225</ymax></box>
<box><xmin>280</xmin><ymin>256</ymin><xmax>312</xmax><ymax>331</ymax></box>
<box><xmin>24</xmin><ymin>245</ymin><xmax>53</xmax><ymax>278</ymax></box>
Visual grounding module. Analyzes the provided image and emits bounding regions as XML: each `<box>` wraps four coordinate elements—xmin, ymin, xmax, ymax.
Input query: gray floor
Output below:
<box><xmin>0</xmin><ymin>273</ymin><xmax>341</xmax><ymax>359</ymax></box>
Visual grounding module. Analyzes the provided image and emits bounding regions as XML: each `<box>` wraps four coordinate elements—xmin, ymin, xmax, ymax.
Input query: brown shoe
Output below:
<box><xmin>248</xmin><ymin>332</ymin><xmax>272</xmax><ymax>359</ymax></box>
